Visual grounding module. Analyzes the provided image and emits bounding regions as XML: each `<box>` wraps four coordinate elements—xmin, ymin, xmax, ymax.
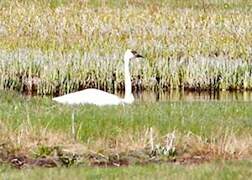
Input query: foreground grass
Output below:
<box><xmin>1</xmin><ymin>91</ymin><xmax>252</xmax><ymax>140</ymax></box>
<box><xmin>0</xmin><ymin>91</ymin><xmax>251</xmax><ymax>168</ymax></box>
<box><xmin>1</xmin><ymin>160</ymin><xmax>252</xmax><ymax>180</ymax></box>
<box><xmin>1</xmin><ymin>1</ymin><xmax>252</xmax><ymax>93</ymax></box>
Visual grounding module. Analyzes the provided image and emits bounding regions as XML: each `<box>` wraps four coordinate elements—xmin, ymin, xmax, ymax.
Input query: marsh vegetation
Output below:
<box><xmin>0</xmin><ymin>0</ymin><xmax>252</xmax><ymax>178</ymax></box>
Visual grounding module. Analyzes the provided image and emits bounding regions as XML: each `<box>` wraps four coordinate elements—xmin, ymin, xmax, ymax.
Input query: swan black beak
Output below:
<box><xmin>131</xmin><ymin>50</ymin><xmax>144</xmax><ymax>58</ymax></box>
<box><xmin>135</xmin><ymin>54</ymin><xmax>144</xmax><ymax>58</ymax></box>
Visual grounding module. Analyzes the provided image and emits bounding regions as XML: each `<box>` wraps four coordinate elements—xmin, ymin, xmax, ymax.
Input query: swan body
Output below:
<box><xmin>53</xmin><ymin>49</ymin><xmax>143</xmax><ymax>106</ymax></box>
<box><xmin>53</xmin><ymin>88</ymin><xmax>133</xmax><ymax>106</ymax></box>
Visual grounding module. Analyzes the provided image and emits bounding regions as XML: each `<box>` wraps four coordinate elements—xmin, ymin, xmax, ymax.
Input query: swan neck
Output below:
<box><xmin>124</xmin><ymin>56</ymin><xmax>134</xmax><ymax>103</ymax></box>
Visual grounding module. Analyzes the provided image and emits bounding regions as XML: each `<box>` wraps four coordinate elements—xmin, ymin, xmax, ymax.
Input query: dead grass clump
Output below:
<box><xmin>86</xmin><ymin>128</ymin><xmax>252</xmax><ymax>167</ymax></box>
<box><xmin>0</xmin><ymin>119</ymin><xmax>85</xmax><ymax>157</ymax></box>
<box><xmin>0</xmin><ymin>124</ymin><xmax>251</xmax><ymax>168</ymax></box>
<box><xmin>179</xmin><ymin>130</ymin><xmax>252</xmax><ymax>161</ymax></box>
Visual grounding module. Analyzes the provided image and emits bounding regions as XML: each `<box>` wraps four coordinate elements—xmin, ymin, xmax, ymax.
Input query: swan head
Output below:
<box><xmin>124</xmin><ymin>49</ymin><xmax>144</xmax><ymax>61</ymax></box>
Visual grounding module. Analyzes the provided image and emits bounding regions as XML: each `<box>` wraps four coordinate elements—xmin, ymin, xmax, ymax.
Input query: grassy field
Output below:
<box><xmin>0</xmin><ymin>0</ymin><xmax>252</xmax><ymax>94</ymax></box>
<box><xmin>1</xmin><ymin>0</ymin><xmax>252</xmax><ymax>179</ymax></box>
<box><xmin>1</xmin><ymin>91</ymin><xmax>252</xmax><ymax>139</ymax></box>
<box><xmin>0</xmin><ymin>91</ymin><xmax>251</xmax><ymax>170</ymax></box>
<box><xmin>1</xmin><ymin>160</ymin><xmax>252</xmax><ymax>180</ymax></box>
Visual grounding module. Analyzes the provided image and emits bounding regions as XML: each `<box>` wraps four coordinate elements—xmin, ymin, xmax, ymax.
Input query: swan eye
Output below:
<box><xmin>131</xmin><ymin>50</ymin><xmax>138</xmax><ymax>55</ymax></box>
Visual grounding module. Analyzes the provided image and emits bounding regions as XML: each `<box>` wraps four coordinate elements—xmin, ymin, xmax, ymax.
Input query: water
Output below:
<box><xmin>2</xmin><ymin>90</ymin><xmax>252</xmax><ymax>103</ymax></box>
<box><xmin>131</xmin><ymin>91</ymin><xmax>252</xmax><ymax>102</ymax></box>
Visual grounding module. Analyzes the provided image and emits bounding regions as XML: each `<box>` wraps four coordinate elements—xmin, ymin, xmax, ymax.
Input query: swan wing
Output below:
<box><xmin>53</xmin><ymin>88</ymin><xmax>123</xmax><ymax>106</ymax></box>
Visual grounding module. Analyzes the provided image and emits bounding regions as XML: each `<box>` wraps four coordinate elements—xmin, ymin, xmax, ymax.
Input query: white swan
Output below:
<box><xmin>53</xmin><ymin>49</ymin><xmax>143</xmax><ymax>106</ymax></box>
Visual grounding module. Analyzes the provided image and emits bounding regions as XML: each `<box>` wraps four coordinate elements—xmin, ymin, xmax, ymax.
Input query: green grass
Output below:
<box><xmin>1</xmin><ymin>91</ymin><xmax>252</xmax><ymax>141</ymax></box>
<box><xmin>1</xmin><ymin>160</ymin><xmax>252</xmax><ymax>180</ymax></box>
<box><xmin>1</xmin><ymin>0</ymin><xmax>252</xmax><ymax>173</ymax></box>
<box><xmin>1</xmin><ymin>91</ymin><xmax>251</xmax><ymax>160</ymax></box>
<box><xmin>0</xmin><ymin>91</ymin><xmax>251</xmax><ymax>175</ymax></box>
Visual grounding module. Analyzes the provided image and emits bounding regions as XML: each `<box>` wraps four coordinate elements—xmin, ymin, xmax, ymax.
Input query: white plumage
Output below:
<box><xmin>53</xmin><ymin>88</ymin><xmax>123</xmax><ymax>105</ymax></box>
